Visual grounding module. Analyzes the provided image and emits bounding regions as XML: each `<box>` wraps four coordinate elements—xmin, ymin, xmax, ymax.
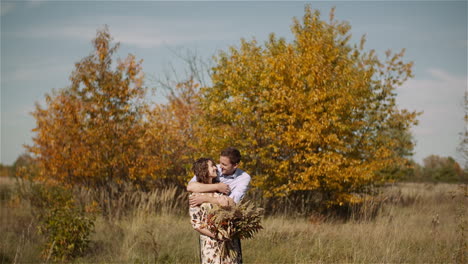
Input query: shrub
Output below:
<box><xmin>30</xmin><ymin>184</ymin><xmax>96</xmax><ymax>261</ymax></box>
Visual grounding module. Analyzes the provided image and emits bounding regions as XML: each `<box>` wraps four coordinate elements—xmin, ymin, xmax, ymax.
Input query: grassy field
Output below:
<box><xmin>1</xmin><ymin>177</ymin><xmax>466</xmax><ymax>263</ymax></box>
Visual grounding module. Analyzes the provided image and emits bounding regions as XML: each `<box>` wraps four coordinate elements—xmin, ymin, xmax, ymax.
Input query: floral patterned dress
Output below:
<box><xmin>189</xmin><ymin>192</ymin><xmax>242</xmax><ymax>264</ymax></box>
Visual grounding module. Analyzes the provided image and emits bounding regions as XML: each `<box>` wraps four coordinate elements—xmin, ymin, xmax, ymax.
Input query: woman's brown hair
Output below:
<box><xmin>192</xmin><ymin>157</ymin><xmax>219</xmax><ymax>184</ymax></box>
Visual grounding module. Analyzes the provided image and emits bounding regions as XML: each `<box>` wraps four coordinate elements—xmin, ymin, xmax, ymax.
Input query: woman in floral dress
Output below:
<box><xmin>189</xmin><ymin>158</ymin><xmax>242</xmax><ymax>264</ymax></box>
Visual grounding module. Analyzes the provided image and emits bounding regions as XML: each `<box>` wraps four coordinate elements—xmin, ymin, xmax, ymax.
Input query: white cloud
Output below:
<box><xmin>3</xmin><ymin>65</ymin><xmax>69</xmax><ymax>83</ymax></box>
<box><xmin>397</xmin><ymin>68</ymin><xmax>465</xmax><ymax>109</ymax></box>
<box><xmin>427</xmin><ymin>68</ymin><xmax>466</xmax><ymax>84</ymax></box>
<box><xmin>112</xmin><ymin>29</ymin><xmax>228</xmax><ymax>49</ymax></box>
<box><xmin>8</xmin><ymin>15</ymin><xmax>234</xmax><ymax>48</ymax></box>
<box><xmin>1</xmin><ymin>0</ymin><xmax>47</xmax><ymax>16</ymax></box>
<box><xmin>27</xmin><ymin>0</ymin><xmax>47</xmax><ymax>8</ymax></box>
<box><xmin>2</xmin><ymin>58</ymin><xmax>73</xmax><ymax>83</ymax></box>
<box><xmin>1</xmin><ymin>2</ymin><xmax>16</xmax><ymax>16</ymax></box>
<box><xmin>397</xmin><ymin>69</ymin><xmax>466</xmax><ymax>163</ymax></box>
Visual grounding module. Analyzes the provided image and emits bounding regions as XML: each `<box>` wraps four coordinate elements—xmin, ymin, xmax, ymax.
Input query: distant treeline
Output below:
<box><xmin>404</xmin><ymin>155</ymin><xmax>467</xmax><ymax>183</ymax></box>
<box><xmin>2</xmin><ymin>153</ymin><xmax>466</xmax><ymax>183</ymax></box>
<box><xmin>0</xmin><ymin>153</ymin><xmax>35</xmax><ymax>178</ymax></box>
<box><xmin>0</xmin><ymin>164</ymin><xmax>12</xmax><ymax>177</ymax></box>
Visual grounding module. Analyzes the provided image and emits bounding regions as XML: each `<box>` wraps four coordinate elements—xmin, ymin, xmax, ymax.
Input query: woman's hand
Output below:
<box><xmin>189</xmin><ymin>194</ymin><xmax>208</xmax><ymax>207</ymax></box>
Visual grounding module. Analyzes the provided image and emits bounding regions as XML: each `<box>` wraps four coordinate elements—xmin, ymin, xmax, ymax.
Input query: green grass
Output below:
<box><xmin>1</xmin><ymin>178</ymin><xmax>466</xmax><ymax>263</ymax></box>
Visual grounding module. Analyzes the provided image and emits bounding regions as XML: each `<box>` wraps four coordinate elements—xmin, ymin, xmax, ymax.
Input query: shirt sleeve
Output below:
<box><xmin>229</xmin><ymin>173</ymin><xmax>251</xmax><ymax>204</ymax></box>
<box><xmin>188</xmin><ymin>175</ymin><xmax>196</xmax><ymax>183</ymax></box>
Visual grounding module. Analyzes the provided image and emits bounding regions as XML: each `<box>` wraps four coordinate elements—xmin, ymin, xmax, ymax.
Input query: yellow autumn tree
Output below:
<box><xmin>198</xmin><ymin>6</ymin><xmax>419</xmax><ymax>206</ymax></box>
<box><xmin>26</xmin><ymin>26</ymin><xmax>148</xmax><ymax>189</ymax></box>
<box><xmin>138</xmin><ymin>77</ymin><xmax>203</xmax><ymax>183</ymax></box>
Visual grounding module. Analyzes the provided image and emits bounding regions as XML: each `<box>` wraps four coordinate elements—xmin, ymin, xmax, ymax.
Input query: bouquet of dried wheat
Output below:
<box><xmin>205</xmin><ymin>201</ymin><xmax>264</xmax><ymax>259</ymax></box>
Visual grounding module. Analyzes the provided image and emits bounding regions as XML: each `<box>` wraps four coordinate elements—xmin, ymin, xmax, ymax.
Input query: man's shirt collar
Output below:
<box><xmin>218</xmin><ymin>167</ymin><xmax>238</xmax><ymax>179</ymax></box>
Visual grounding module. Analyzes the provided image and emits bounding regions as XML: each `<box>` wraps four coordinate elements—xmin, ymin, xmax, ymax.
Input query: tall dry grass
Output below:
<box><xmin>243</xmin><ymin>182</ymin><xmax>465</xmax><ymax>263</ymax></box>
<box><xmin>0</xmin><ymin>177</ymin><xmax>43</xmax><ymax>263</ymax></box>
<box><xmin>1</xmin><ymin>177</ymin><xmax>466</xmax><ymax>263</ymax></box>
<box><xmin>73</xmin><ymin>182</ymin><xmax>189</xmax><ymax>220</ymax></box>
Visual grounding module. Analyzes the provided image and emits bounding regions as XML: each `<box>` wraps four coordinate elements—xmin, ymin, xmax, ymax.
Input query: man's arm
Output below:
<box><xmin>187</xmin><ymin>181</ymin><xmax>230</xmax><ymax>194</ymax></box>
<box><xmin>189</xmin><ymin>194</ymin><xmax>218</xmax><ymax>207</ymax></box>
<box><xmin>189</xmin><ymin>193</ymin><xmax>235</xmax><ymax>207</ymax></box>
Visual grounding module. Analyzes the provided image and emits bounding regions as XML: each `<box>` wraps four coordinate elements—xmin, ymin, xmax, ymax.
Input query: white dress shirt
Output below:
<box><xmin>189</xmin><ymin>165</ymin><xmax>251</xmax><ymax>204</ymax></box>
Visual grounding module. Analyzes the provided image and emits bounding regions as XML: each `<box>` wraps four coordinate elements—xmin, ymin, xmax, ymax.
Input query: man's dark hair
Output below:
<box><xmin>220</xmin><ymin>147</ymin><xmax>241</xmax><ymax>165</ymax></box>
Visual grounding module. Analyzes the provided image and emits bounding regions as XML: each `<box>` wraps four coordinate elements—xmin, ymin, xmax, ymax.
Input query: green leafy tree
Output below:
<box><xmin>422</xmin><ymin>155</ymin><xmax>464</xmax><ymax>182</ymax></box>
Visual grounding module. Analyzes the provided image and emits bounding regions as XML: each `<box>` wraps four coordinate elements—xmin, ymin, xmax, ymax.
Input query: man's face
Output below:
<box><xmin>219</xmin><ymin>156</ymin><xmax>238</xmax><ymax>175</ymax></box>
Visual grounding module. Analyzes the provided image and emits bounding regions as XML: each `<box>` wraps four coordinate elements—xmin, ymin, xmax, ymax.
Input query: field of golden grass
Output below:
<box><xmin>1</xmin><ymin>178</ymin><xmax>466</xmax><ymax>263</ymax></box>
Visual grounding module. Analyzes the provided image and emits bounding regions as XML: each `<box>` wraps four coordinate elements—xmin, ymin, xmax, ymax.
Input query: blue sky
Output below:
<box><xmin>1</xmin><ymin>1</ymin><xmax>467</xmax><ymax>166</ymax></box>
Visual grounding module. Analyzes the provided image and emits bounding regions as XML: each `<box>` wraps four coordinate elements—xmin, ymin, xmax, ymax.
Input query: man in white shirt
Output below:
<box><xmin>187</xmin><ymin>147</ymin><xmax>251</xmax><ymax>206</ymax></box>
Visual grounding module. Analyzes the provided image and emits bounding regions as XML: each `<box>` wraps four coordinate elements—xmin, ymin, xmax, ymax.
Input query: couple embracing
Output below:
<box><xmin>188</xmin><ymin>147</ymin><xmax>251</xmax><ymax>264</ymax></box>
